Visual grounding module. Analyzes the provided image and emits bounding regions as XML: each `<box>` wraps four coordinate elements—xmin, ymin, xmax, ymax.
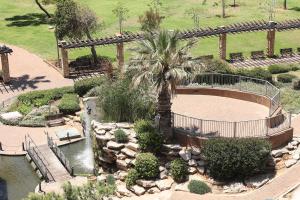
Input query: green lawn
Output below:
<box><xmin>0</xmin><ymin>0</ymin><xmax>300</xmax><ymax>60</ymax></box>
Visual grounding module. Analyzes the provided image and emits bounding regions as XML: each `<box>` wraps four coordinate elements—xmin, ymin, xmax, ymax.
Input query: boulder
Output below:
<box><xmin>95</xmin><ymin>129</ymin><xmax>106</xmax><ymax>135</ymax></box>
<box><xmin>136</xmin><ymin>180</ymin><xmax>156</xmax><ymax>188</ymax></box>
<box><xmin>160</xmin><ymin>170</ymin><xmax>168</xmax><ymax>179</ymax></box>
<box><xmin>191</xmin><ymin>154</ymin><xmax>202</xmax><ymax>160</ymax></box>
<box><xmin>287</xmin><ymin>143</ymin><xmax>296</xmax><ymax>151</ymax></box>
<box><xmin>188</xmin><ymin>167</ymin><xmax>197</xmax><ymax>174</ymax></box>
<box><xmin>245</xmin><ymin>174</ymin><xmax>270</xmax><ymax>188</ymax></box>
<box><xmin>95</xmin><ymin>123</ymin><xmax>116</xmax><ymax>131</ymax></box>
<box><xmin>116</xmin><ymin>153</ymin><xmax>127</xmax><ymax>160</ymax></box>
<box><xmin>293</xmin><ymin>152</ymin><xmax>300</xmax><ymax>160</ymax></box>
<box><xmin>1</xmin><ymin>111</ymin><xmax>23</xmax><ymax>121</ymax></box>
<box><xmin>188</xmin><ymin>159</ymin><xmax>197</xmax><ymax>167</ymax></box>
<box><xmin>191</xmin><ymin>148</ymin><xmax>201</xmax><ymax>156</ymax></box>
<box><xmin>130</xmin><ymin>185</ymin><xmax>146</xmax><ymax>196</ymax></box>
<box><xmin>107</xmin><ymin>141</ymin><xmax>125</xmax><ymax>150</ymax></box>
<box><xmin>197</xmin><ymin>166</ymin><xmax>205</xmax><ymax>175</ymax></box>
<box><xmin>272</xmin><ymin>149</ymin><xmax>288</xmax><ymax>158</ymax></box>
<box><xmin>159</xmin><ymin>166</ymin><xmax>166</xmax><ymax>172</ymax></box>
<box><xmin>97</xmin><ymin>175</ymin><xmax>106</xmax><ymax>182</ymax></box>
<box><xmin>121</xmin><ymin>148</ymin><xmax>137</xmax><ymax>158</ymax></box>
<box><xmin>223</xmin><ymin>182</ymin><xmax>247</xmax><ymax>193</ymax></box>
<box><xmin>163</xmin><ymin>144</ymin><xmax>182</xmax><ymax>151</ymax></box>
<box><xmin>118</xmin><ymin>171</ymin><xmax>128</xmax><ymax>181</ymax></box>
<box><xmin>285</xmin><ymin>159</ymin><xmax>297</xmax><ymax>168</ymax></box>
<box><xmin>175</xmin><ymin>182</ymin><xmax>189</xmax><ymax>192</ymax></box>
<box><xmin>155</xmin><ymin>179</ymin><xmax>174</xmax><ymax>191</ymax></box>
<box><xmin>291</xmin><ymin>140</ymin><xmax>300</xmax><ymax>147</ymax></box>
<box><xmin>125</xmin><ymin>158</ymin><xmax>132</xmax><ymax>165</ymax></box>
<box><xmin>147</xmin><ymin>187</ymin><xmax>160</xmax><ymax>194</ymax></box>
<box><xmin>117</xmin><ymin>185</ymin><xmax>132</xmax><ymax>197</ymax></box>
<box><xmin>126</xmin><ymin>142</ymin><xmax>139</xmax><ymax>152</ymax></box>
<box><xmin>96</xmin><ymin>133</ymin><xmax>113</xmax><ymax>142</ymax></box>
<box><xmin>197</xmin><ymin>160</ymin><xmax>205</xmax><ymax>167</ymax></box>
<box><xmin>116</xmin><ymin>159</ymin><xmax>128</xmax><ymax>171</ymax></box>
<box><xmin>116</xmin><ymin>122</ymin><xmax>134</xmax><ymax>129</ymax></box>
<box><xmin>179</xmin><ymin>149</ymin><xmax>192</xmax><ymax>161</ymax></box>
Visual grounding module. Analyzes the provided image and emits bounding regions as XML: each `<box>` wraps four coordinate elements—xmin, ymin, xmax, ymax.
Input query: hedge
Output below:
<box><xmin>277</xmin><ymin>74</ymin><xmax>297</xmax><ymax>83</ymax></box>
<box><xmin>268</xmin><ymin>64</ymin><xmax>299</xmax><ymax>74</ymax></box>
<box><xmin>202</xmin><ymin>138</ymin><xmax>271</xmax><ymax>180</ymax></box>
<box><xmin>74</xmin><ymin>76</ymin><xmax>107</xmax><ymax>97</ymax></box>
<box><xmin>58</xmin><ymin>94</ymin><xmax>81</xmax><ymax>114</ymax></box>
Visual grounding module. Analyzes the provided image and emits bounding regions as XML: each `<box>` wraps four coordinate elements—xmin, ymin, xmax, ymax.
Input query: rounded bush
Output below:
<box><xmin>268</xmin><ymin>64</ymin><xmax>290</xmax><ymax>74</ymax></box>
<box><xmin>202</xmin><ymin>138</ymin><xmax>271</xmax><ymax>180</ymax></box>
<box><xmin>277</xmin><ymin>74</ymin><xmax>296</xmax><ymax>83</ymax></box>
<box><xmin>58</xmin><ymin>94</ymin><xmax>81</xmax><ymax>114</ymax></box>
<box><xmin>188</xmin><ymin>180</ymin><xmax>211</xmax><ymax>195</ymax></box>
<box><xmin>135</xmin><ymin>153</ymin><xmax>159</xmax><ymax>179</ymax></box>
<box><xmin>74</xmin><ymin>76</ymin><xmax>107</xmax><ymax>97</ymax></box>
<box><xmin>114</xmin><ymin>129</ymin><xmax>128</xmax><ymax>143</ymax></box>
<box><xmin>106</xmin><ymin>174</ymin><xmax>115</xmax><ymax>185</ymax></box>
<box><xmin>236</xmin><ymin>67</ymin><xmax>272</xmax><ymax>82</ymax></box>
<box><xmin>170</xmin><ymin>158</ymin><xmax>188</xmax><ymax>183</ymax></box>
<box><xmin>134</xmin><ymin>119</ymin><xmax>155</xmax><ymax>134</ymax></box>
<box><xmin>125</xmin><ymin>169</ymin><xmax>139</xmax><ymax>188</ymax></box>
<box><xmin>293</xmin><ymin>79</ymin><xmax>300</xmax><ymax>90</ymax></box>
<box><xmin>137</xmin><ymin>131</ymin><xmax>163</xmax><ymax>153</ymax></box>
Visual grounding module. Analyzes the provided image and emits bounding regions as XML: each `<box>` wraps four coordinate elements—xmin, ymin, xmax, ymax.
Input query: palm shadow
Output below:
<box><xmin>289</xmin><ymin>7</ymin><xmax>300</xmax><ymax>12</ymax></box>
<box><xmin>0</xmin><ymin>178</ymin><xmax>8</xmax><ymax>200</ymax></box>
<box><xmin>5</xmin><ymin>13</ymin><xmax>53</xmax><ymax>27</ymax></box>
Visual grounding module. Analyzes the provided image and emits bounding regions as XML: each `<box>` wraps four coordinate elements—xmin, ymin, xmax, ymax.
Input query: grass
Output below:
<box><xmin>0</xmin><ymin>0</ymin><xmax>300</xmax><ymax>60</ymax></box>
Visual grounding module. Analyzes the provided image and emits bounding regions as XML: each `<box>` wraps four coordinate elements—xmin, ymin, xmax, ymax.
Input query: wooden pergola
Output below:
<box><xmin>58</xmin><ymin>19</ymin><xmax>300</xmax><ymax>77</ymax></box>
<box><xmin>0</xmin><ymin>45</ymin><xmax>13</xmax><ymax>83</ymax></box>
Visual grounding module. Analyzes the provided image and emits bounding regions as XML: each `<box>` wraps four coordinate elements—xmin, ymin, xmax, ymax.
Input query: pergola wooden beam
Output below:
<box><xmin>0</xmin><ymin>45</ymin><xmax>13</xmax><ymax>83</ymax></box>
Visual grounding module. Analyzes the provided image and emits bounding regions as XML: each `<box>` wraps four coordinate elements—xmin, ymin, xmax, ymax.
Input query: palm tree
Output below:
<box><xmin>129</xmin><ymin>30</ymin><xmax>200</xmax><ymax>140</ymax></box>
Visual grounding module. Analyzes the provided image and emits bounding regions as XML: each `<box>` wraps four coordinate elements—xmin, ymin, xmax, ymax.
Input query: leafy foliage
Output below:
<box><xmin>139</xmin><ymin>6</ymin><xmax>163</xmax><ymax>32</ymax></box>
<box><xmin>293</xmin><ymin>79</ymin><xmax>300</xmax><ymax>90</ymax></box>
<box><xmin>268</xmin><ymin>64</ymin><xmax>297</xmax><ymax>74</ymax></box>
<box><xmin>137</xmin><ymin>131</ymin><xmax>163</xmax><ymax>153</ymax></box>
<box><xmin>74</xmin><ymin>76</ymin><xmax>108</xmax><ymax>97</ymax></box>
<box><xmin>202</xmin><ymin>138</ymin><xmax>271</xmax><ymax>180</ymax></box>
<box><xmin>135</xmin><ymin>153</ymin><xmax>160</xmax><ymax>179</ymax></box>
<box><xmin>277</xmin><ymin>73</ymin><xmax>296</xmax><ymax>83</ymax></box>
<box><xmin>134</xmin><ymin>119</ymin><xmax>155</xmax><ymax>133</ymax></box>
<box><xmin>125</xmin><ymin>169</ymin><xmax>139</xmax><ymax>188</ymax></box>
<box><xmin>170</xmin><ymin>158</ymin><xmax>188</xmax><ymax>182</ymax></box>
<box><xmin>24</xmin><ymin>192</ymin><xmax>63</xmax><ymax>200</ymax></box>
<box><xmin>114</xmin><ymin>129</ymin><xmax>128</xmax><ymax>143</ymax></box>
<box><xmin>112</xmin><ymin>2</ymin><xmax>129</xmax><ymax>33</ymax></box>
<box><xmin>58</xmin><ymin>93</ymin><xmax>80</xmax><ymax>114</ymax></box>
<box><xmin>236</xmin><ymin>67</ymin><xmax>273</xmax><ymax>82</ymax></box>
<box><xmin>188</xmin><ymin>180</ymin><xmax>211</xmax><ymax>195</ymax></box>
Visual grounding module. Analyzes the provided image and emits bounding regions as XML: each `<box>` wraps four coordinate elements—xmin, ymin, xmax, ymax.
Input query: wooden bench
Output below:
<box><xmin>251</xmin><ymin>51</ymin><xmax>265</xmax><ymax>60</ymax></box>
<box><xmin>280</xmin><ymin>48</ymin><xmax>293</xmax><ymax>58</ymax></box>
<box><xmin>229</xmin><ymin>52</ymin><xmax>244</xmax><ymax>62</ymax></box>
<box><xmin>45</xmin><ymin>113</ymin><xmax>65</xmax><ymax>127</ymax></box>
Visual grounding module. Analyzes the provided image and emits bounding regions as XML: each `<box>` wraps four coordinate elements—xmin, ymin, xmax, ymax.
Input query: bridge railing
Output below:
<box><xmin>46</xmin><ymin>133</ymin><xmax>73</xmax><ymax>175</ymax></box>
<box><xmin>25</xmin><ymin>135</ymin><xmax>54</xmax><ymax>182</ymax></box>
<box><xmin>180</xmin><ymin>73</ymin><xmax>280</xmax><ymax>116</ymax></box>
<box><xmin>172</xmin><ymin>112</ymin><xmax>291</xmax><ymax>138</ymax></box>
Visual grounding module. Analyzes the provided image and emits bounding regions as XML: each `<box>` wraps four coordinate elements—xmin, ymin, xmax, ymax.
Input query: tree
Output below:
<box><xmin>185</xmin><ymin>8</ymin><xmax>202</xmax><ymax>28</ymax></box>
<box><xmin>283</xmin><ymin>0</ymin><xmax>287</xmax><ymax>10</ymax></box>
<box><xmin>54</xmin><ymin>0</ymin><xmax>101</xmax><ymax>64</ymax></box>
<box><xmin>35</xmin><ymin>0</ymin><xmax>55</xmax><ymax>18</ymax></box>
<box><xmin>139</xmin><ymin>7</ymin><xmax>163</xmax><ymax>32</ymax></box>
<box><xmin>129</xmin><ymin>30</ymin><xmax>201</xmax><ymax>140</ymax></box>
<box><xmin>112</xmin><ymin>2</ymin><xmax>129</xmax><ymax>34</ymax></box>
<box><xmin>221</xmin><ymin>0</ymin><xmax>226</xmax><ymax>18</ymax></box>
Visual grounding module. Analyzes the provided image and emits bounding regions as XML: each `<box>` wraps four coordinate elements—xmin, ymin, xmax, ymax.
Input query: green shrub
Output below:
<box><xmin>74</xmin><ymin>76</ymin><xmax>107</xmax><ymax>97</ymax></box>
<box><xmin>268</xmin><ymin>64</ymin><xmax>290</xmax><ymax>74</ymax></box>
<box><xmin>125</xmin><ymin>169</ymin><xmax>139</xmax><ymax>188</ymax></box>
<box><xmin>277</xmin><ymin>74</ymin><xmax>296</xmax><ymax>83</ymax></box>
<box><xmin>58</xmin><ymin>94</ymin><xmax>80</xmax><ymax>114</ymax></box>
<box><xmin>170</xmin><ymin>158</ymin><xmax>188</xmax><ymax>183</ymax></box>
<box><xmin>137</xmin><ymin>131</ymin><xmax>163</xmax><ymax>153</ymax></box>
<box><xmin>236</xmin><ymin>67</ymin><xmax>272</xmax><ymax>82</ymax></box>
<box><xmin>114</xmin><ymin>129</ymin><xmax>128</xmax><ymax>143</ymax></box>
<box><xmin>106</xmin><ymin>174</ymin><xmax>115</xmax><ymax>185</ymax></box>
<box><xmin>17</xmin><ymin>103</ymin><xmax>33</xmax><ymax>115</ymax></box>
<box><xmin>188</xmin><ymin>180</ymin><xmax>211</xmax><ymax>195</ymax></box>
<box><xmin>134</xmin><ymin>119</ymin><xmax>155</xmax><ymax>133</ymax></box>
<box><xmin>135</xmin><ymin>153</ymin><xmax>159</xmax><ymax>179</ymax></box>
<box><xmin>293</xmin><ymin>79</ymin><xmax>300</xmax><ymax>90</ymax></box>
<box><xmin>19</xmin><ymin>116</ymin><xmax>46</xmax><ymax>127</ymax></box>
<box><xmin>202</xmin><ymin>138</ymin><xmax>271</xmax><ymax>180</ymax></box>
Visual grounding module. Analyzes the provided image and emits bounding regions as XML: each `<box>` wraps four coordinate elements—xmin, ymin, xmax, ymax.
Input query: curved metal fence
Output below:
<box><xmin>180</xmin><ymin>73</ymin><xmax>280</xmax><ymax>116</ymax></box>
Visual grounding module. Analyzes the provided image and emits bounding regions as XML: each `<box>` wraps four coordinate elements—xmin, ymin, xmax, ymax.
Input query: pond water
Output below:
<box><xmin>59</xmin><ymin>97</ymin><xmax>100</xmax><ymax>175</ymax></box>
<box><xmin>0</xmin><ymin>156</ymin><xmax>39</xmax><ymax>200</ymax></box>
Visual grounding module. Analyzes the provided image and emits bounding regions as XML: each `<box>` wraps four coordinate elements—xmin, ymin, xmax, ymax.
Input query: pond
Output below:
<box><xmin>0</xmin><ymin>156</ymin><xmax>39</xmax><ymax>200</ymax></box>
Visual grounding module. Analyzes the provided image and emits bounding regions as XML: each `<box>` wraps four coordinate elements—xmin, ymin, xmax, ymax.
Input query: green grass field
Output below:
<box><xmin>0</xmin><ymin>0</ymin><xmax>300</xmax><ymax>60</ymax></box>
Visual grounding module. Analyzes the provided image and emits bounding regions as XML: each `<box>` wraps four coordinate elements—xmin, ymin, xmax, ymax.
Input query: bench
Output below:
<box><xmin>297</xmin><ymin>47</ymin><xmax>300</xmax><ymax>55</ymax></box>
<box><xmin>251</xmin><ymin>51</ymin><xmax>265</xmax><ymax>60</ymax></box>
<box><xmin>229</xmin><ymin>52</ymin><xmax>244</xmax><ymax>62</ymax></box>
<box><xmin>198</xmin><ymin>55</ymin><xmax>214</xmax><ymax>61</ymax></box>
<box><xmin>45</xmin><ymin>113</ymin><xmax>65</xmax><ymax>127</ymax></box>
<box><xmin>280</xmin><ymin>48</ymin><xmax>293</xmax><ymax>58</ymax></box>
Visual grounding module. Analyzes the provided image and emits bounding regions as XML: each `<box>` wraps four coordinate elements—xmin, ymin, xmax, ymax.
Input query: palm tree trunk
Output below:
<box><xmin>158</xmin><ymin>83</ymin><xmax>172</xmax><ymax>141</ymax></box>
<box><xmin>35</xmin><ymin>0</ymin><xmax>51</xmax><ymax>18</ymax></box>
<box><xmin>222</xmin><ymin>0</ymin><xmax>226</xmax><ymax>18</ymax></box>
<box><xmin>86</xmin><ymin>30</ymin><xmax>98</xmax><ymax>65</ymax></box>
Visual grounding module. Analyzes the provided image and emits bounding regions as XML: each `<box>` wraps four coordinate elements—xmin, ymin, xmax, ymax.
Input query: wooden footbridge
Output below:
<box><xmin>24</xmin><ymin>134</ymin><xmax>73</xmax><ymax>182</ymax></box>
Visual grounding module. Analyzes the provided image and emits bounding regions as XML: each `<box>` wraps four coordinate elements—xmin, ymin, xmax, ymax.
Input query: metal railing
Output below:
<box><xmin>180</xmin><ymin>73</ymin><xmax>281</xmax><ymax>116</ymax></box>
<box><xmin>172</xmin><ymin>112</ymin><xmax>291</xmax><ymax>138</ymax></box>
<box><xmin>47</xmin><ymin>133</ymin><xmax>73</xmax><ymax>175</ymax></box>
<box><xmin>24</xmin><ymin>135</ymin><xmax>54</xmax><ymax>182</ymax></box>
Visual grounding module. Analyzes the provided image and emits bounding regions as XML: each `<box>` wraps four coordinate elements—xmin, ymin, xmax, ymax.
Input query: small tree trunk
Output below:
<box><xmin>222</xmin><ymin>0</ymin><xmax>226</xmax><ymax>18</ymax></box>
<box><xmin>283</xmin><ymin>0</ymin><xmax>287</xmax><ymax>10</ymax></box>
<box><xmin>35</xmin><ymin>0</ymin><xmax>51</xmax><ymax>18</ymax></box>
<box><xmin>86</xmin><ymin>30</ymin><xmax>98</xmax><ymax>65</ymax></box>
<box><xmin>158</xmin><ymin>83</ymin><xmax>172</xmax><ymax>141</ymax></box>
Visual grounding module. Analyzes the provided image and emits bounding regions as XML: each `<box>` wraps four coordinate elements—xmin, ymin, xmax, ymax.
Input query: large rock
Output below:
<box><xmin>272</xmin><ymin>149</ymin><xmax>288</xmax><ymax>158</ymax></box>
<box><xmin>1</xmin><ymin>111</ymin><xmax>23</xmax><ymax>121</ymax></box>
<box><xmin>130</xmin><ymin>185</ymin><xmax>146</xmax><ymax>196</ymax></box>
<box><xmin>179</xmin><ymin>149</ymin><xmax>192</xmax><ymax>161</ymax></box>
<box><xmin>99</xmin><ymin>155</ymin><xmax>114</xmax><ymax>164</ymax></box>
<box><xmin>197</xmin><ymin>166</ymin><xmax>205</xmax><ymax>175</ymax></box>
<box><xmin>121</xmin><ymin>148</ymin><xmax>137</xmax><ymax>158</ymax></box>
<box><xmin>116</xmin><ymin>122</ymin><xmax>134</xmax><ymax>129</ymax></box>
<box><xmin>107</xmin><ymin>141</ymin><xmax>125</xmax><ymax>150</ymax></box>
<box><xmin>126</xmin><ymin>142</ymin><xmax>139</xmax><ymax>152</ymax></box>
<box><xmin>116</xmin><ymin>153</ymin><xmax>127</xmax><ymax>160</ymax></box>
<box><xmin>285</xmin><ymin>159</ymin><xmax>297</xmax><ymax>168</ymax></box>
<box><xmin>188</xmin><ymin>159</ymin><xmax>197</xmax><ymax>167</ymax></box>
<box><xmin>245</xmin><ymin>174</ymin><xmax>270</xmax><ymax>188</ymax></box>
<box><xmin>117</xmin><ymin>185</ymin><xmax>132</xmax><ymax>197</ymax></box>
<box><xmin>197</xmin><ymin>160</ymin><xmax>205</xmax><ymax>167</ymax></box>
<box><xmin>96</xmin><ymin>133</ymin><xmax>113</xmax><ymax>142</ymax></box>
<box><xmin>188</xmin><ymin>167</ymin><xmax>197</xmax><ymax>174</ymax></box>
<box><xmin>116</xmin><ymin>159</ymin><xmax>129</xmax><ymax>171</ymax></box>
<box><xmin>136</xmin><ymin>180</ymin><xmax>156</xmax><ymax>188</ymax></box>
<box><xmin>94</xmin><ymin>122</ymin><xmax>116</xmax><ymax>131</ymax></box>
<box><xmin>160</xmin><ymin>170</ymin><xmax>168</xmax><ymax>179</ymax></box>
<box><xmin>223</xmin><ymin>183</ymin><xmax>247</xmax><ymax>193</ymax></box>
<box><xmin>148</xmin><ymin>187</ymin><xmax>160</xmax><ymax>194</ymax></box>
<box><xmin>155</xmin><ymin>179</ymin><xmax>174</xmax><ymax>191</ymax></box>
<box><xmin>191</xmin><ymin>148</ymin><xmax>201</xmax><ymax>156</ymax></box>
<box><xmin>95</xmin><ymin>129</ymin><xmax>106</xmax><ymax>135</ymax></box>
<box><xmin>293</xmin><ymin>151</ymin><xmax>300</xmax><ymax>160</ymax></box>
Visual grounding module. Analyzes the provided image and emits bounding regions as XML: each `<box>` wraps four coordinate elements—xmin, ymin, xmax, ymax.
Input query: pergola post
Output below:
<box><xmin>60</xmin><ymin>47</ymin><xmax>70</xmax><ymax>78</ymax></box>
<box><xmin>0</xmin><ymin>53</ymin><xmax>10</xmax><ymax>83</ymax></box>
<box><xmin>116</xmin><ymin>33</ymin><xmax>125</xmax><ymax>74</ymax></box>
<box><xmin>219</xmin><ymin>28</ymin><xmax>227</xmax><ymax>60</ymax></box>
<box><xmin>267</xmin><ymin>21</ymin><xmax>276</xmax><ymax>58</ymax></box>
